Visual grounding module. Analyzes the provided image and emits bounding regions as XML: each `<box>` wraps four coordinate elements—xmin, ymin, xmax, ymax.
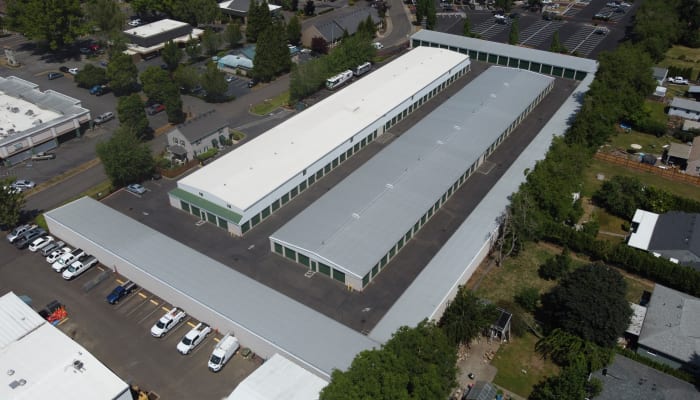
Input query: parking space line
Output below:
<box><xmin>149</xmin><ymin>299</ymin><xmax>159</xmax><ymax>305</ymax></box>
<box><xmin>166</xmin><ymin>317</ymin><xmax>191</xmax><ymax>336</ymax></box>
<box><xmin>137</xmin><ymin>303</ymin><xmax>164</xmax><ymax>324</ymax></box>
<box><xmin>186</xmin><ymin>320</ymin><xmax>197</xmax><ymax>328</ymax></box>
<box><xmin>125</xmin><ymin>293</ymin><xmax>156</xmax><ymax>317</ymax></box>
<box><xmin>57</xmin><ymin>317</ymin><xmax>70</xmax><ymax>326</ymax></box>
<box><xmin>116</xmin><ymin>278</ymin><xmax>127</xmax><ymax>285</ymax></box>
<box><xmin>138</xmin><ymin>292</ymin><xmax>147</xmax><ymax>299</ymax></box>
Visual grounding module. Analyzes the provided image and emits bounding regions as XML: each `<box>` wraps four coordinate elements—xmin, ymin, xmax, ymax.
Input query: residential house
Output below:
<box><xmin>668</xmin><ymin>97</ymin><xmax>700</xmax><ymax>121</ymax></box>
<box><xmin>219</xmin><ymin>0</ymin><xmax>281</xmax><ymax>22</ymax></box>
<box><xmin>663</xmin><ymin>142</ymin><xmax>691</xmax><ymax>169</ymax></box>
<box><xmin>636</xmin><ymin>284</ymin><xmax>700</xmax><ymax>375</ymax></box>
<box><xmin>628</xmin><ymin>209</ymin><xmax>700</xmax><ymax>270</ymax></box>
<box><xmin>167</xmin><ymin>110</ymin><xmax>229</xmax><ymax>161</ymax></box>
<box><xmin>301</xmin><ymin>7</ymin><xmax>381</xmax><ymax>48</ymax></box>
<box><xmin>464</xmin><ymin>381</ymin><xmax>498</xmax><ymax>400</ymax></box>
<box><xmin>217</xmin><ymin>54</ymin><xmax>254</xmax><ymax>75</ymax></box>
<box><xmin>688</xmin><ymin>136</ymin><xmax>700</xmax><ymax>177</ymax></box>
<box><xmin>591</xmin><ymin>354</ymin><xmax>700</xmax><ymax>399</ymax></box>
<box><xmin>652</xmin><ymin>67</ymin><xmax>668</xmax><ymax>86</ymax></box>
<box><xmin>688</xmin><ymin>85</ymin><xmax>700</xmax><ymax>100</ymax></box>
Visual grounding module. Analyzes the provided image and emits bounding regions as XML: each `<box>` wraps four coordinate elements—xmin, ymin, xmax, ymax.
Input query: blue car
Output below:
<box><xmin>106</xmin><ymin>281</ymin><xmax>138</xmax><ymax>304</ymax></box>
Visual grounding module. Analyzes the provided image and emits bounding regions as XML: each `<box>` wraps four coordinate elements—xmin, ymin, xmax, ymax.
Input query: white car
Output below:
<box><xmin>372</xmin><ymin>42</ymin><xmax>384</xmax><ymax>50</ymax></box>
<box><xmin>68</xmin><ymin>68</ymin><xmax>79</xmax><ymax>75</ymax></box>
<box><xmin>62</xmin><ymin>255</ymin><xmax>98</xmax><ymax>280</ymax></box>
<box><xmin>126</xmin><ymin>183</ymin><xmax>146</xmax><ymax>195</ymax></box>
<box><xmin>28</xmin><ymin>235</ymin><xmax>54</xmax><ymax>252</ymax></box>
<box><xmin>12</xmin><ymin>179</ymin><xmax>35</xmax><ymax>191</ymax></box>
<box><xmin>52</xmin><ymin>249</ymin><xmax>84</xmax><ymax>272</ymax></box>
<box><xmin>668</xmin><ymin>76</ymin><xmax>689</xmax><ymax>85</ymax></box>
<box><xmin>46</xmin><ymin>247</ymin><xmax>71</xmax><ymax>263</ymax></box>
<box><xmin>151</xmin><ymin>308</ymin><xmax>187</xmax><ymax>337</ymax></box>
<box><xmin>176</xmin><ymin>322</ymin><xmax>212</xmax><ymax>354</ymax></box>
<box><xmin>128</xmin><ymin>19</ymin><xmax>141</xmax><ymax>27</ymax></box>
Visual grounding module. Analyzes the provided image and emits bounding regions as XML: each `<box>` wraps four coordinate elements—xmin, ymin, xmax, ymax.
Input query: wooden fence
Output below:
<box><xmin>594</xmin><ymin>152</ymin><xmax>700</xmax><ymax>186</ymax></box>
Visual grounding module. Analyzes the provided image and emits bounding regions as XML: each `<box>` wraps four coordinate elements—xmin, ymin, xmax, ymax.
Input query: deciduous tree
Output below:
<box><xmin>74</xmin><ymin>64</ymin><xmax>108</xmax><ymax>89</ymax></box>
<box><xmin>225</xmin><ymin>22</ymin><xmax>243</xmax><ymax>49</ymax></box>
<box><xmin>85</xmin><ymin>0</ymin><xmax>125</xmax><ymax>40</ymax></box>
<box><xmin>541</xmin><ymin>263</ymin><xmax>632</xmax><ymax>347</ymax></box>
<box><xmin>106</xmin><ymin>52</ymin><xmax>139</xmax><ymax>95</ymax></box>
<box><xmin>438</xmin><ymin>287</ymin><xmax>499</xmax><ymax>346</ymax></box>
<box><xmin>415</xmin><ymin>0</ymin><xmax>436</xmax><ymax>29</ymax></box>
<box><xmin>287</xmin><ymin>15</ymin><xmax>302</xmax><ymax>46</ymax></box>
<box><xmin>174</xmin><ymin>65</ymin><xmax>200</xmax><ymax>93</ymax></box>
<box><xmin>140</xmin><ymin>66</ymin><xmax>172</xmax><ymax>103</ymax></box>
<box><xmin>304</xmin><ymin>0</ymin><xmax>316</xmax><ymax>16</ymax></box>
<box><xmin>202</xmin><ymin>29</ymin><xmax>221</xmax><ymax>57</ymax></box>
<box><xmin>97</xmin><ymin>127</ymin><xmax>155</xmax><ymax>187</ymax></box>
<box><xmin>509</xmin><ymin>18</ymin><xmax>519</xmax><ymax>44</ymax></box>
<box><xmin>0</xmin><ymin>177</ymin><xmax>25</xmax><ymax>229</ymax></box>
<box><xmin>201</xmin><ymin>63</ymin><xmax>228</xmax><ymax>102</ymax></box>
<box><xmin>6</xmin><ymin>0</ymin><xmax>87</xmax><ymax>50</ymax></box>
<box><xmin>161</xmin><ymin>41</ymin><xmax>184</xmax><ymax>72</ymax></box>
<box><xmin>117</xmin><ymin>94</ymin><xmax>150</xmax><ymax>139</ymax></box>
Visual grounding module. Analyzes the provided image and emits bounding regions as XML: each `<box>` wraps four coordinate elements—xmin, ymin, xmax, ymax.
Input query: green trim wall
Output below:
<box><xmin>170</xmin><ymin>187</ymin><xmax>242</xmax><ymax>223</ymax></box>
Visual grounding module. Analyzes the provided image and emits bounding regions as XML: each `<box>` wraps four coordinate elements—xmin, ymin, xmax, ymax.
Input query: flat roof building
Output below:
<box><xmin>123</xmin><ymin>19</ymin><xmax>204</xmax><ymax>58</ymax></box>
<box><xmin>0</xmin><ymin>292</ymin><xmax>132</xmax><ymax>400</ymax></box>
<box><xmin>270</xmin><ymin>67</ymin><xmax>554</xmax><ymax>290</ymax></box>
<box><xmin>170</xmin><ymin>47</ymin><xmax>471</xmax><ymax>236</ymax></box>
<box><xmin>0</xmin><ymin>76</ymin><xmax>91</xmax><ymax>165</ymax></box>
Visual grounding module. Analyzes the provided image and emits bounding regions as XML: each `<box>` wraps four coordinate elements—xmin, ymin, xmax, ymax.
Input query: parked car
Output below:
<box><xmin>46</xmin><ymin>246</ymin><xmax>71</xmax><ymax>263</ymax></box>
<box><xmin>68</xmin><ymin>68</ymin><xmax>79</xmax><ymax>75</ymax></box>
<box><xmin>372</xmin><ymin>42</ymin><xmax>384</xmax><ymax>50</ymax></box>
<box><xmin>176</xmin><ymin>322</ymin><xmax>212</xmax><ymax>354</ymax></box>
<box><xmin>48</xmin><ymin>72</ymin><xmax>64</xmax><ymax>80</ymax></box>
<box><xmin>79</xmin><ymin>47</ymin><xmax>93</xmax><ymax>55</ymax></box>
<box><xmin>12</xmin><ymin>179</ymin><xmax>35</xmax><ymax>191</ymax></box>
<box><xmin>51</xmin><ymin>248</ymin><xmax>84</xmax><ymax>272</ymax></box>
<box><xmin>62</xmin><ymin>255</ymin><xmax>98</xmax><ymax>280</ymax></box>
<box><xmin>126</xmin><ymin>183</ymin><xmax>146</xmax><ymax>195</ymax></box>
<box><xmin>128</xmin><ymin>18</ymin><xmax>141</xmax><ymax>27</ymax></box>
<box><xmin>208</xmin><ymin>334</ymin><xmax>239</xmax><ymax>372</ymax></box>
<box><xmin>668</xmin><ymin>76</ymin><xmax>689</xmax><ymax>85</ymax></box>
<box><xmin>41</xmin><ymin>240</ymin><xmax>65</xmax><ymax>257</ymax></box>
<box><xmin>247</xmin><ymin>78</ymin><xmax>259</xmax><ymax>88</ymax></box>
<box><xmin>59</xmin><ymin>66</ymin><xmax>70</xmax><ymax>73</ymax></box>
<box><xmin>90</xmin><ymin>85</ymin><xmax>110</xmax><ymax>96</ymax></box>
<box><xmin>29</xmin><ymin>235</ymin><xmax>54</xmax><ymax>252</ymax></box>
<box><xmin>31</xmin><ymin>152</ymin><xmax>56</xmax><ymax>161</ymax></box>
<box><xmin>106</xmin><ymin>281</ymin><xmax>138</xmax><ymax>304</ymax></box>
<box><xmin>15</xmin><ymin>228</ymin><xmax>47</xmax><ymax>249</ymax></box>
<box><xmin>146</xmin><ymin>103</ymin><xmax>165</xmax><ymax>115</ymax></box>
<box><xmin>151</xmin><ymin>308</ymin><xmax>187</xmax><ymax>337</ymax></box>
<box><xmin>6</xmin><ymin>224</ymin><xmax>33</xmax><ymax>243</ymax></box>
<box><xmin>94</xmin><ymin>112</ymin><xmax>114</xmax><ymax>125</ymax></box>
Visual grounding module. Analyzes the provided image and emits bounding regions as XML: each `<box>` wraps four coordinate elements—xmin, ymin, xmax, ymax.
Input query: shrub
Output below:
<box><xmin>514</xmin><ymin>287</ymin><xmax>540</xmax><ymax>313</ymax></box>
<box><xmin>196</xmin><ymin>148</ymin><xmax>218</xmax><ymax>162</ymax></box>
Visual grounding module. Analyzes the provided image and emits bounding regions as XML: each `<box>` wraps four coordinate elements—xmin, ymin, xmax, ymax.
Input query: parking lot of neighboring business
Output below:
<box><xmin>0</xmin><ymin>240</ymin><xmax>260</xmax><ymax>399</ymax></box>
<box><xmin>563</xmin><ymin>25</ymin><xmax>609</xmax><ymax>57</ymax></box>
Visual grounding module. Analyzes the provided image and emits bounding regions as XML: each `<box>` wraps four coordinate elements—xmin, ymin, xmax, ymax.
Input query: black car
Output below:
<box><xmin>247</xmin><ymin>78</ymin><xmax>259</xmax><ymax>88</ymax></box>
<box><xmin>48</xmin><ymin>72</ymin><xmax>64</xmax><ymax>80</ymax></box>
<box><xmin>59</xmin><ymin>66</ymin><xmax>69</xmax><ymax>73</ymax></box>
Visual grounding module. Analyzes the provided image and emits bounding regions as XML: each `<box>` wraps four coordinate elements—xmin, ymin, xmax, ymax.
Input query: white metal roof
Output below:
<box><xmin>0</xmin><ymin>292</ymin><xmax>129</xmax><ymax>400</ymax></box>
<box><xmin>271</xmin><ymin>67</ymin><xmax>554</xmax><ymax>279</ymax></box>
<box><xmin>178</xmin><ymin>46</ymin><xmax>470</xmax><ymax>212</ymax></box>
<box><xmin>44</xmin><ymin>197</ymin><xmax>378</xmax><ymax>377</ymax></box>
<box><xmin>123</xmin><ymin>18</ymin><xmax>189</xmax><ymax>37</ymax></box>
<box><xmin>628</xmin><ymin>209</ymin><xmax>659</xmax><ymax>251</ymax></box>
<box><xmin>411</xmin><ymin>30</ymin><xmax>598</xmax><ymax>74</ymax></box>
<box><xmin>227</xmin><ymin>353</ymin><xmax>328</xmax><ymax>400</ymax></box>
<box><xmin>626</xmin><ymin>303</ymin><xmax>647</xmax><ymax>336</ymax></box>
<box><xmin>0</xmin><ymin>292</ymin><xmax>44</xmax><ymax>349</ymax></box>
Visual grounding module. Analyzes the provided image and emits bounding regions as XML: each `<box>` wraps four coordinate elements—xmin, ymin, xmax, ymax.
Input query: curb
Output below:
<box><xmin>25</xmin><ymin>158</ymin><xmax>101</xmax><ymax>198</ymax></box>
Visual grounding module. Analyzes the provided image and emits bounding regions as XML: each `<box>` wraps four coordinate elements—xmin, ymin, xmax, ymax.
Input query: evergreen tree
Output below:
<box><xmin>225</xmin><ymin>22</ymin><xmax>243</xmax><ymax>49</ymax></box>
<box><xmin>462</xmin><ymin>16</ymin><xmax>473</xmax><ymax>37</ymax></box>
<box><xmin>201</xmin><ymin>63</ymin><xmax>228</xmax><ymax>102</ymax></box>
<box><xmin>287</xmin><ymin>15</ymin><xmax>302</xmax><ymax>45</ymax></box>
<box><xmin>245</xmin><ymin>0</ymin><xmax>259</xmax><ymax>42</ymax></box>
<box><xmin>509</xmin><ymin>18</ymin><xmax>519</xmax><ymax>44</ymax></box>
<box><xmin>550</xmin><ymin>31</ymin><xmax>565</xmax><ymax>53</ymax></box>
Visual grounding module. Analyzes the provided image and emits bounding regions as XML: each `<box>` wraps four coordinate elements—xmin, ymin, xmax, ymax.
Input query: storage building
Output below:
<box><xmin>169</xmin><ymin>47</ymin><xmax>471</xmax><ymax>236</ymax></box>
<box><xmin>270</xmin><ymin>66</ymin><xmax>554</xmax><ymax>290</ymax></box>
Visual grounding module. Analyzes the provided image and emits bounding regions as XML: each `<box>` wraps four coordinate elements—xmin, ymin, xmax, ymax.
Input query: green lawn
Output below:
<box><xmin>250</xmin><ymin>91</ymin><xmax>290</xmax><ymax>115</ymax></box>
<box><xmin>492</xmin><ymin>332</ymin><xmax>559</xmax><ymax>398</ymax></box>
<box><xmin>645</xmin><ymin>100</ymin><xmax>668</xmax><ymax>124</ymax></box>
<box><xmin>603</xmin><ymin>130</ymin><xmax>676</xmax><ymax>155</ymax></box>
<box><xmin>660</xmin><ymin>45</ymin><xmax>700</xmax><ymax>80</ymax></box>
<box><xmin>582</xmin><ymin>158</ymin><xmax>700</xmax><ymax>200</ymax></box>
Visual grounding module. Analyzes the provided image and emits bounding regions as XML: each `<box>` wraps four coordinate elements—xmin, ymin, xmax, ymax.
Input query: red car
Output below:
<box><xmin>146</xmin><ymin>103</ymin><xmax>165</xmax><ymax>115</ymax></box>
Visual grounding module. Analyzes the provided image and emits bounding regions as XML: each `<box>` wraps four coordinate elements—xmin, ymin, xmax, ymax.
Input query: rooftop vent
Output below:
<box><xmin>490</xmin><ymin>93</ymin><xmax>497</xmax><ymax>98</ymax></box>
<box><xmin>73</xmin><ymin>359</ymin><xmax>84</xmax><ymax>372</ymax></box>
<box><xmin>385</xmin><ymin>183</ymin><xmax>394</xmax><ymax>190</ymax></box>
<box><xmin>352</xmin><ymin>213</ymin><xmax>360</xmax><ymax>219</ymax></box>
<box><xmin>8</xmin><ymin>379</ymin><xmax>26</xmax><ymax>389</ymax></box>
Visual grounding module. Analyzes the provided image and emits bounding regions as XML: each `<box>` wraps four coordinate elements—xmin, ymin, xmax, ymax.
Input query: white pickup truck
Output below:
<box><xmin>151</xmin><ymin>308</ymin><xmax>187</xmax><ymax>337</ymax></box>
<box><xmin>177</xmin><ymin>322</ymin><xmax>212</xmax><ymax>354</ymax></box>
<box><xmin>668</xmin><ymin>76</ymin><xmax>689</xmax><ymax>85</ymax></box>
<box><xmin>62</xmin><ymin>255</ymin><xmax>98</xmax><ymax>280</ymax></box>
<box><xmin>208</xmin><ymin>334</ymin><xmax>240</xmax><ymax>372</ymax></box>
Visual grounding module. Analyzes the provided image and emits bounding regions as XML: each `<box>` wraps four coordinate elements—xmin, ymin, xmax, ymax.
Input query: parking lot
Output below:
<box><xmin>0</xmin><ymin>239</ymin><xmax>261</xmax><ymax>399</ymax></box>
<box><xmin>563</xmin><ymin>25</ymin><xmax>609</xmax><ymax>56</ymax></box>
<box><xmin>518</xmin><ymin>20</ymin><xmax>565</xmax><ymax>47</ymax></box>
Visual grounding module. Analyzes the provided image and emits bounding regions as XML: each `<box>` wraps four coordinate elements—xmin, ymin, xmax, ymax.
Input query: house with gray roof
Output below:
<box><xmin>167</xmin><ymin>110</ymin><xmax>229</xmax><ymax>161</ymax></box>
<box><xmin>218</xmin><ymin>0</ymin><xmax>281</xmax><ymax>20</ymax></box>
<box><xmin>591</xmin><ymin>354</ymin><xmax>700</xmax><ymax>400</ymax></box>
<box><xmin>301</xmin><ymin>7</ymin><xmax>381</xmax><ymax>47</ymax></box>
<box><xmin>652</xmin><ymin>67</ymin><xmax>668</xmax><ymax>86</ymax></box>
<box><xmin>636</xmin><ymin>284</ymin><xmax>700</xmax><ymax>374</ymax></box>
<box><xmin>688</xmin><ymin>135</ymin><xmax>700</xmax><ymax>176</ymax></box>
<box><xmin>669</xmin><ymin>97</ymin><xmax>700</xmax><ymax>121</ymax></box>
<box><xmin>628</xmin><ymin>210</ymin><xmax>700</xmax><ymax>270</ymax></box>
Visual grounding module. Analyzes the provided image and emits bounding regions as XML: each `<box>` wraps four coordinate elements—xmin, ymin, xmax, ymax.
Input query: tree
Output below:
<box><xmin>508</xmin><ymin>18</ymin><xmax>519</xmax><ymax>45</ymax></box>
<box><xmin>311</xmin><ymin>36</ymin><xmax>329</xmax><ymax>54</ymax></box>
<box><xmin>287</xmin><ymin>15</ymin><xmax>302</xmax><ymax>46</ymax></box>
<box><xmin>161</xmin><ymin>41</ymin><xmax>184</xmax><ymax>72</ymax></box>
<box><xmin>117</xmin><ymin>94</ymin><xmax>150</xmax><ymax>138</ymax></box>
<box><xmin>174</xmin><ymin>65</ymin><xmax>200</xmax><ymax>93</ymax></box>
<box><xmin>202</xmin><ymin>29</ymin><xmax>221</xmax><ymax>57</ymax></box>
<box><xmin>0</xmin><ymin>177</ymin><xmax>25</xmax><ymax>229</ymax></box>
<box><xmin>538</xmin><ymin>247</ymin><xmax>572</xmax><ymax>280</ymax></box>
<box><xmin>185</xmin><ymin>37</ymin><xmax>202</xmax><ymax>61</ymax></box>
<box><xmin>320</xmin><ymin>320</ymin><xmax>457</xmax><ymax>400</ymax></box>
<box><xmin>495</xmin><ymin>0</ymin><xmax>513</xmax><ymax>12</ymax></box>
<box><xmin>165</xmin><ymin>0</ymin><xmax>221</xmax><ymax>26</ymax></box>
<box><xmin>462</xmin><ymin>16</ymin><xmax>473</xmax><ymax>37</ymax></box>
<box><xmin>96</xmin><ymin>127</ymin><xmax>155</xmax><ymax>187</ymax></box>
<box><xmin>529</xmin><ymin>361</ymin><xmax>588</xmax><ymax>400</ymax></box>
<box><xmin>304</xmin><ymin>0</ymin><xmax>316</xmax><ymax>16</ymax></box>
<box><xmin>85</xmin><ymin>0</ymin><xmax>125</xmax><ymax>40</ymax></box>
<box><xmin>515</xmin><ymin>287</ymin><xmax>540</xmax><ymax>312</ymax></box>
<box><xmin>549</xmin><ymin>31</ymin><xmax>566</xmax><ymax>53</ymax></box>
<box><xmin>140</xmin><ymin>66</ymin><xmax>172</xmax><ymax>103</ymax></box>
<box><xmin>6</xmin><ymin>0</ymin><xmax>87</xmax><ymax>50</ymax></box>
<box><xmin>201</xmin><ymin>62</ymin><xmax>228</xmax><ymax>102</ymax></box>
<box><xmin>74</xmin><ymin>64</ymin><xmax>108</xmax><ymax>88</ymax></box>
<box><xmin>247</xmin><ymin>0</ymin><xmax>272</xmax><ymax>42</ymax></box>
<box><xmin>253</xmin><ymin>22</ymin><xmax>291</xmax><ymax>81</ymax></box>
<box><xmin>536</xmin><ymin>329</ymin><xmax>612</xmax><ymax>371</ymax></box>
<box><xmin>224</xmin><ymin>22</ymin><xmax>243</xmax><ymax>49</ymax></box>
<box><xmin>106</xmin><ymin>52</ymin><xmax>139</xmax><ymax>95</ymax></box>
<box><xmin>415</xmin><ymin>0</ymin><xmax>436</xmax><ymax>29</ymax></box>
<box><xmin>162</xmin><ymin>85</ymin><xmax>186</xmax><ymax>124</ymax></box>
<box><xmin>438</xmin><ymin>287</ymin><xmax>499</xmax><ymax>346</ymax></box>
<box><xmin>541</xmin><ymin>263</ymin><xmax>632</xmax><ymax>347</ymax></box>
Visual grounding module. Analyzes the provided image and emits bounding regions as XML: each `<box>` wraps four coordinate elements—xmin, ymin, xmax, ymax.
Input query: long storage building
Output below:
<box><xmin>169</xmin><ymin>46</ymin><xmax>471</xmax><ymax>236</ymax></box>
<box><xmin>269</xmin><ymin>66</ymin><xmax>555</xmax><ymax>291</ymax></box>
